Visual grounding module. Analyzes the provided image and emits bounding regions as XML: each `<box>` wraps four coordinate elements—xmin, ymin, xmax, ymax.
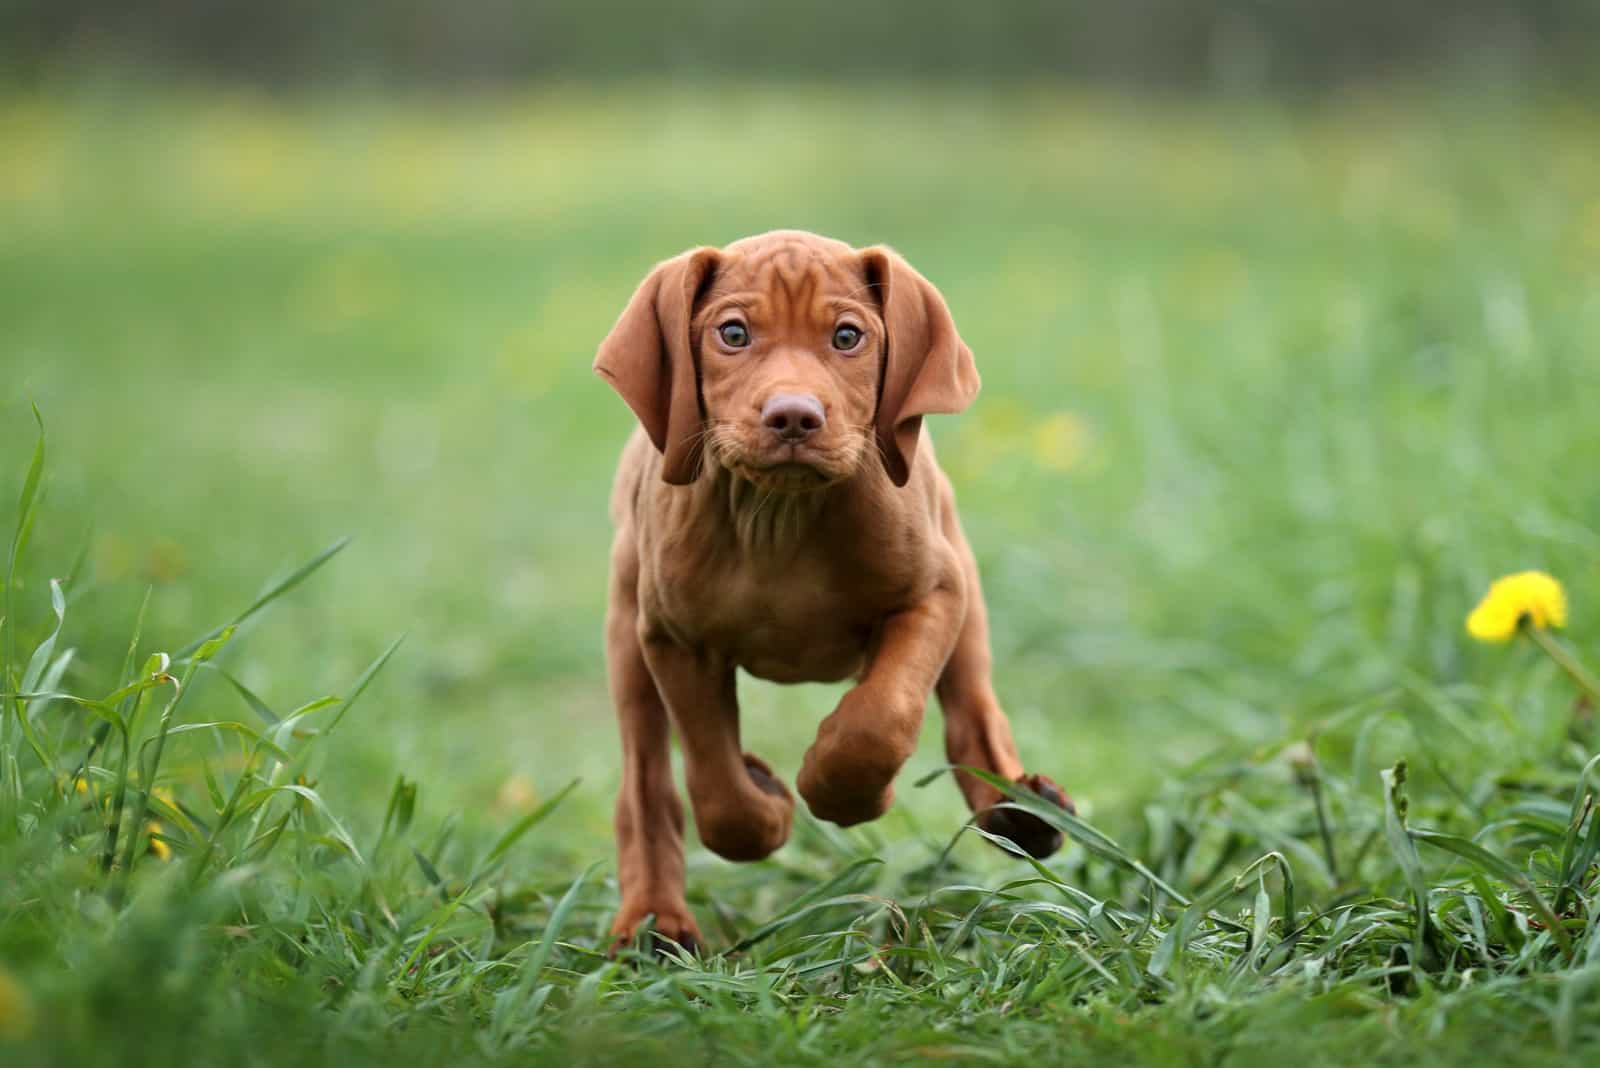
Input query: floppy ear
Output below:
<box><xmin>593</xmin><ymin>248</ymin><xmax>720</xmax><ymax>485</ymax></box>
<box><xmin>862</xmin><ymin>246</ymin><xmax>980</xmax><ymax>487</ymax></box>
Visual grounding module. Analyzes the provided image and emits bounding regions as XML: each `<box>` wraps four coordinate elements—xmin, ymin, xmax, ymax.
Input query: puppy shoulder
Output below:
<box><xmin>907</xmin><ymin>429</ymin><xmax>953</xmax><ymax>518</ymax></box>
<box><xmin>608</xmin><ymin>427</ymin><xmax>660</xmax><ymax>528</ymax></box>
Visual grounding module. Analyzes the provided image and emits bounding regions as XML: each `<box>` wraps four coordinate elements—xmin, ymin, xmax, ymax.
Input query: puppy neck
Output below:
<box><xmin>704</xmin><ymin>464</ymin><xmax>835</xmax><ymax>554</ymax></box>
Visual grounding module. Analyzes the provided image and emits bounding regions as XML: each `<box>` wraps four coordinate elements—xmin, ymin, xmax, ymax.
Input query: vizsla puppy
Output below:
<box><xmin>596</xmin><ymin>230</ymin><xmax>1070</xmax><ymax>952</ymax></box>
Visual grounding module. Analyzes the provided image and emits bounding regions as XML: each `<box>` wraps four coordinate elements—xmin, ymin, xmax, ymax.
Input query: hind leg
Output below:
<box><xmin>935</xmin><ymin>514</ymin><xmax>1073</xmax><ymax>858</ymax></box>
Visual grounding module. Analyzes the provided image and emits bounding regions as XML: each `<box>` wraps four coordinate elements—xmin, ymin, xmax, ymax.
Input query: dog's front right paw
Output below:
<box><xmin>693</xmin><ymin>756</ymin><xmax>794</xmax><ymax>861</ymax></box>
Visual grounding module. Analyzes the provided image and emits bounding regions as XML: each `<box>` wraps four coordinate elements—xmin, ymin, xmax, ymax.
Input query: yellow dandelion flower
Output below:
<box><xmin>493</xmin><ymin>774</ymin><xmax>538</xmax><ymax>816</ymax></box>
<box><xmin>1466</xmin><ymin>571</ymin><xmax>1567</xmax><ymax>643</ymax></box>
<box><xmin>1032</xmin><ymin>412</ymin><xmax>1091</xmax><ymax>473</ymax></box>
<box><xmin>0</xmin><ymin>965</ymin><xmax>33</xmax><ymax>1041</ymax></box>
<box><xmin>147</xmin><ymin>822</ymin><xmax>172</xmax><ymax>862</ymax></box>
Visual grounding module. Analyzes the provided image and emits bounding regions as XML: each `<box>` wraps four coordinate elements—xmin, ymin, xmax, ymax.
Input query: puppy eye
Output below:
<box><xmin>718</xmin><ymin>321</ymin><xmax>751</xmax><ymax>348</ymax></box>
<box><xmin>831</xmin><ymin>324</ymin><xmax>863</xmax><ymax>351</ymax></box>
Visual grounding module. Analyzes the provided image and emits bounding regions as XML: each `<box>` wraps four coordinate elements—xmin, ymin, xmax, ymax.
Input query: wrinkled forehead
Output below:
<box><xmin>700</xmin><ymin>239</ymin><xmax>875</xmax><ymax>324</ymax></box>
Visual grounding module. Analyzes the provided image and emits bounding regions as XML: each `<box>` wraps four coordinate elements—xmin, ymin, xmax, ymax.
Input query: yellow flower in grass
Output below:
<box><xmin>1032</xmin><ymin>412</ymin><xmax>1091</xmax><ymax>473</ymax></box>
<box><xmin>1466</xmin><ymin>571</ymin><xmax>1568</xmax><ymax>643</ymax></box>
<box><xmin>0</xmin><ymin>966</ymin><xmax>32</xmax><ymax>1040</ymax></box>
<box><xmin>493</xmin><ymin>774</ymin><xmax>538</xmax><ymax>816</ymax></box>
<box><xmin>146</xmin><ymin>822</ymin><xmax>172</xmax><ymax>862</ymax></box>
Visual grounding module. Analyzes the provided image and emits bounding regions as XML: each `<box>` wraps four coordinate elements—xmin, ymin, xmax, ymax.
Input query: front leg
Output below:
<box><xmin>797</xmin><ymin>555</ymin><xmax>965</xmax><ymax>826</ymax></box>
<box><xmin>639</xmin><ymin>626</ymin><xmax>795</xmax><ymax>862</ymax></box>
<box><xmin>606</xmin><ymin>535</ymin><xmax>699</xmax><ymax>953</ymax></box>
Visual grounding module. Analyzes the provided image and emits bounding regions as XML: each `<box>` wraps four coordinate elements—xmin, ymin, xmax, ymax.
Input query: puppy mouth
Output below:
<box><xmin>726</xmin><ymin>438</ymin><xmax>856</xmax><ymax>490</ymax></box>
<box><xmin>732</xmin><ymin>459</ymin><xmax>835</xmax><ymax>493</ymax></box>
<box><xmin>706</xmin><ymin>425</ymin><xmax>864</xmax><ymax>491</ymax></box>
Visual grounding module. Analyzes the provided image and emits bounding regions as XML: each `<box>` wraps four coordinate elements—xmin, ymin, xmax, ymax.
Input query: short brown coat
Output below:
<box><xmin>596</xmin><ymin>230</ymin><xmax>1069</xmax><ymax>951</ymax></box>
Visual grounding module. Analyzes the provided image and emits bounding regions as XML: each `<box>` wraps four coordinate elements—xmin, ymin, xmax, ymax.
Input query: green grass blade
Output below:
<box><xmin>1381</xmin><ymin>761</ymin><xmax>1432</xmax><ymax>965</ymax></box>
<box><xmin>321</xmin><ymin>633</ymin><xmax>403</xmax><ymax>734</ymax></box>
<box><xmin>3</xmin><ymin>404</ymin><xmax>45</xmax><ymax>748</ymax></box>
<box><xmin>1554</xmin><ymin>753</ymin><xmax>1600</xmax><ymax>915</ymax></box>
<box><xmin>162</xmin><ymin>721</ymin><xmax>294</xmax><ymax>764</ymax></box>
<box><xmin>173</xmin><ymin>536</ymin><xmax>351</xmax><ymax>661</ymax></box>
<box><xmin>201</xmin><ymin>663</ymin><xmax>280</xmax><ymax>725</ymax></box>
<box><xmin>1409</xmin><ymin>828</ymin><xmax>1570</xmax><ymax>954</ymax></box>
<box><xmin>963</xmin><ymin>765</ymin><xmax>1191</xmax><ymax>905</ymax></box>
<box><xmin>497</xmin><ymin>863</ymin><xmax>599</xmax><ymax>1044</ymax></box>
<box><xmin>117</xmin><ymin>633</ymin><xmax>232</xmax><ymax>880</ymax></box>
<box><xmin>9</xmin><ymin>577</ymin><xmax>67</xmax><ymax>777</ymax></box>
<box><xmin>375</xmin><ymin>774</ymin><xmax>417</xmax><ymax>856</ymax></box>
<box><xmin>476</xmin><ymin>778</ymin><xmax>579</xmax><ymax>875</ymax></box>
<box><xmin>729</xmin><ymin>856</ymin><xmax>885</xmax><ymax>953</ymax></box>
<box><xmin>263</xmin><ymin>782</ymin><xmax>366</xmax><ymax>866</ymax></box>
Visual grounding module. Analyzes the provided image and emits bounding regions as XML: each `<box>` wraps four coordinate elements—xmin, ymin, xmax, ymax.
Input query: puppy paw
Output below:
<box><xmin>979</xmin><ymin>773</ymin><xmax>1073</xmax><ymax>859</ymax></box>
<box><xmin>796</xmin><ymin>747</ymin><xmax>896</xmax><ymax>827</ymax></box>
<box><xmin>742</xmin><ymin>752</ymin><xmax>794</xmax><ymax>804</ymax></box>
<box><xmin>609</xmin><ymin>905</ymin><xmax>703</xmax><ymax>961</ymax></box>
<box><xmin>795</xmin><ymin>691</ymin><xmax>916</xmax><ymax>828</ymax></box>
<box><xmin>694</xmin><ymin>760</ymin><xmax>793</xmax><ymax>861</ymax></box>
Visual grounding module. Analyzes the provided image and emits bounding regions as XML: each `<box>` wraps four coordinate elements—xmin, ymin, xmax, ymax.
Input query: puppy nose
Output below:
<box><xmin>761</xmin><ymin>393</ymin><xmax>825</xmax><ymax>443</ymax></box>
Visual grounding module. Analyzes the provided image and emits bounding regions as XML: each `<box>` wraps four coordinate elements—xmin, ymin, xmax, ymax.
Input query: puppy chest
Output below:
<box><xmin>654</xmin><ymin>561</ymin><xmax>879</xmax><ymax>681</ymax></box>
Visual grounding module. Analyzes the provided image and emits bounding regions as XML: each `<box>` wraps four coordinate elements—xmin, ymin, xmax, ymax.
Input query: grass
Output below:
<box><xmin>3</xmin><ymin>78</ymin><xmax>1600</xmax><ymax>1065</ymax></box>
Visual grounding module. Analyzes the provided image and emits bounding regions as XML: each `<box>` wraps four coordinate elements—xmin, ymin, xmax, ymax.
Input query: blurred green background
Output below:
<box><xmin>3</xmin><ymin>4</ymin><xmax>1599</xmax><ymax>863</ymax></box>
<box><xmin>7</xmin><ymin>1</ymin><xmax>1600</xmax><ymax>90</ymax></box>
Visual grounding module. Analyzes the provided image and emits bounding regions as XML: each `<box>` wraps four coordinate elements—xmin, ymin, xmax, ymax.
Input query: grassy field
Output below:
<box><xmin>3</xmin><ymin>80</ymin><xmax>1600</xmax><ymax>1066</ymax></box>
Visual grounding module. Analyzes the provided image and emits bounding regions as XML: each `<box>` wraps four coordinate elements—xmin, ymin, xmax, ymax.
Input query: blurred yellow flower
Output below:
<box><xmin>1032</xmin><ymin>412</ymin><xmax>1091</xmax><ymax>473</ymax></box>
<box><xmin>0</xmin><ymin>965</ymin><xmax>33</xmax><ymax>1040</ymax></box>
<box><xmin>293</xmin><ymin>246</ymin><xmax>395</xmax><ymax>329</ymax></box>
<box><xmin>1466</xmin><ymin>571</ymin><xmax>1567</xmax><ymax>643</ymax></box>
<box><xmin>147</xmin><ymin>822</ymin><xmax>172</xmax><ymax>862</ymax></box>
<box><xmin>494</xmin><ymin>774</ymin><xmax>538</xmax><ymax>816</ymax></box>
<box><xmin>1581</xmin><ymin>198</ymin><xmax>1600</xmax><ymax>253</ymax></box>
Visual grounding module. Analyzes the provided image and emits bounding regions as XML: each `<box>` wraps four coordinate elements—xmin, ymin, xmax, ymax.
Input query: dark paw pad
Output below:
<box><xmin>646</xmin><ymin>928</ymin><xmax>700</xmax><ymax>961</ymax></box>
<box><xmin>743</xmin><ymin>753</ymin><xmax>791</xmax><ymax>801</ymax></box>
<box><xmin>980</xmin><ymin>773</ymin><xmax>1072</xmax><ymax>859</ymax></box>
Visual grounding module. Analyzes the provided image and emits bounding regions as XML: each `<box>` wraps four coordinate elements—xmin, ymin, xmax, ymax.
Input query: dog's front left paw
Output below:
<box><xmin>797</xmin><ymin>750</ymin><xmax>896</xmax><ymax>827</ymax></box>
<box><xmin>609</xmin><ymin>905</ymin><xmax>703</xmax><ymax>961</ymax></box>
<box><xmin>979</xmin><ymin>773</ymin><xmax>1073</xmax><ymax>859</ymax></box>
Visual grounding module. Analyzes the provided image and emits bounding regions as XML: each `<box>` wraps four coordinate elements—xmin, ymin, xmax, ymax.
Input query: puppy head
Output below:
<box><xmin>595</xmin><ymin>230</ymin><xmax>977</xmax><ymax>488</ymax></box>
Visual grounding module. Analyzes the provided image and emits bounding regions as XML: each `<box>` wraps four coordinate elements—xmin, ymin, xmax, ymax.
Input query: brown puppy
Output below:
<box><xmin>596</xmin><ymin>230</ymin><xmax>1070</xmax><ymax>952</ymax></box>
